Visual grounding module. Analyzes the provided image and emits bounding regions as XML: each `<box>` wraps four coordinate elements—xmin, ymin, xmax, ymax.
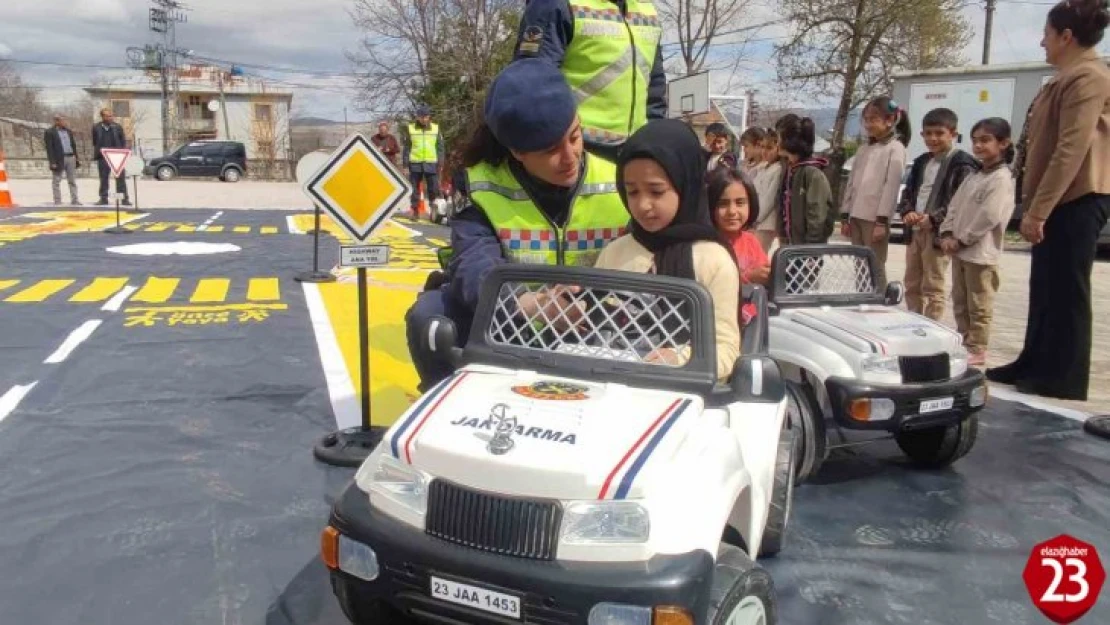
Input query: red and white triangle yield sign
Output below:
<box><xmin>101</xmin><ymin>148</ymin><xmax>132</xmax><ymax>179</ymax></box>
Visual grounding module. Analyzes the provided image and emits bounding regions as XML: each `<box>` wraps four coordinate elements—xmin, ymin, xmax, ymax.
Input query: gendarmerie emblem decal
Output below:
<box><xmin>485</xmin><ymin>403</ymin><xmax>517</xmax><ymax>455</ymax></box>
<box><xmin>511</xmin><ymin>380</ymin><xmax>589</xmax><ymax>401</ymax></box>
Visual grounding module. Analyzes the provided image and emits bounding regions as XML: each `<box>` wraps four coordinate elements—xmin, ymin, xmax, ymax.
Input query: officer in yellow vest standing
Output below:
<box><xmin>402</xmin><ymin>104</ymin><xmax>444</xmax><ymax>218</ymax></box>
<box><xmin>513</xmin><ymin>0</ymin><xmax>667</xmax><ymax>163</ymax></box>
<box><xmin>405</xmin><ymin>58</ymin><xmax>631</xmax><ymax>391</ymax></box>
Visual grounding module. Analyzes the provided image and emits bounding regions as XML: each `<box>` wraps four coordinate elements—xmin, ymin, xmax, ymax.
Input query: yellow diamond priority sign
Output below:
<box><xmin>304</xmin><ymin>133</ymin><xmax>412</xmax><ymax>243</ymax></box>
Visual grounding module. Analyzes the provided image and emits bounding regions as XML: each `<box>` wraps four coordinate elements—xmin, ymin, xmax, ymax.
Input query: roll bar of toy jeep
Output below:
<box><xmin>768</xmin><ymin>244</ymin><xmax>903</xmax><ymax>309</ymax></box>
<box><xmin>423</xmin><ymin>264</ymin><xmax>783</xmax><ymax>405</ymax></box>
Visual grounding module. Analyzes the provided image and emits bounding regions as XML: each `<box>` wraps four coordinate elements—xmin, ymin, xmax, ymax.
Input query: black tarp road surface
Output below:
<box><xmin>0</xmin><ymin>208</ymin><xmax>1107</xmax><ymax>625</ymax></box>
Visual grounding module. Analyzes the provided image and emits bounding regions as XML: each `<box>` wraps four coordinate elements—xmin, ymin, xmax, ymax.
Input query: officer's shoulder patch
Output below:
<box><xmin>518</xmin><ymin>25</ymin><xmax>543</xmax><ymax>56</ymax></box>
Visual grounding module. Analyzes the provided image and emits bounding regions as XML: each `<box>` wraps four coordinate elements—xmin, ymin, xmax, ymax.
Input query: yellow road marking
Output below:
<box><xmin>125</xmin><ymin>303</ymin><xmax>287</xmax><ymax>313</ymax></box>
<box><xmin>5</xmin><ymin>279</ymin><xmax>76</xmax><ymax>302</ymax></box>
<box><xmin>176</xmin><ymin>225</ymin><xmax>197</xmax><ymax>232</ymax></box>
<box><xmin>428</xmin><ymin>238</ymin><xmax>447</xmax><ymax>247</ymax></box>
<box><xmin>0</xmin><ymin>279</ymin><xmax>20</xmax><ymax>293</ymax></box>
<box><xmin>145</xmin><ymin>224</ymin><xmax>170</xmax><ymax>232</ymax></box>
<box><xmin>260</xmin><ymin>226</ymin><xmax>278</xmax><ymax>235</ymax></box>
<box><xmin>246</xmin><ymin>277</ymin><xmax>281</xmax><ymax>302</ymax></box>
<box><xmin>318</xmin><ymin>271</ymin><xmax>427</xmax><ymax>426</ymax></box>
<box><xmin>191</xmin><ymin>278</ymin><xmax>230</xmax><ymax>303</ymax></box>
<box><xmin>132</xmin><ymin>277</ymin><xmax>179</xmax><ymax>303</ymax></box>
<box><xmin>205</xmin><ymin>226</ymin><xmax>225</xmax><ymax>233</ymax></box>
<box><xmin>233</xmin><ymin>226</ymin><xmax>251</xmax><ymax>234</ymax></box>
<box><xmin>69</xmin><ymin>277</ymin><xmax>128</xmax><ymax>302</ymax></box>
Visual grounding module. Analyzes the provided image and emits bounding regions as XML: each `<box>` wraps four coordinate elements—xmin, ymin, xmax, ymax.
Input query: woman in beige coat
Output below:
<box><xmin>987</xmin><ymin>0</ymin><xmax>1110</xmax><ymax>400</ymax></box>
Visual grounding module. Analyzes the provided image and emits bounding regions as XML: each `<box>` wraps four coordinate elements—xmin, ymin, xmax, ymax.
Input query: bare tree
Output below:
<box><xmin>348</xmin><ymin>0</ymin><xmax>516</xmax><ymax>118</ymax></box>
<box><xmin>0</xmin><ymin>61</ymin><xmax>47</xmax><ymax>122</ymax></box>
<box><xmin>657</xmin><ymin>0</ymin><xmax>767</xmax><ymax>83</ymax></box>
<box><xmin>775</xmin><ymin>0</ymin><xmax>971</xmax><ymax>170</ymax></box>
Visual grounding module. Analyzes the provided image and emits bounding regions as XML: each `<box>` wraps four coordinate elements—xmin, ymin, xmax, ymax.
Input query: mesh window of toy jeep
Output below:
<box><xmin>487</xmin><ymin>280</ymin><xmax>695</xmax><ymax>367</ymax></box>
<box><xmin>770</xmin><ymin>246</ymin><xmax>883</xmax><ymax>306</ymax></box>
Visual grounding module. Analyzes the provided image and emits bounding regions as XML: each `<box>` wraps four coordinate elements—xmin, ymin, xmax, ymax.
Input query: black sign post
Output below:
<box><xmin>313</xmin><ymin>249</ymin><xmax>389</xmax><ymax>467</ymax></box>
<box><xmin>294</xmin><ymin>205</ymin><xmax>336</xmax><ymax>284</ymax></box>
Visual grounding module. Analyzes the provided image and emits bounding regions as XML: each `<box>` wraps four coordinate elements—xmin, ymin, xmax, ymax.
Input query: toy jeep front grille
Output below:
<box><xmin>425</xmin><ymin>479</ymin><xmax>562</xmax><ymax>561</ymax></box>
<box><xmin>899</xmin><ymin>354</ymin><xmax>950</xmax><ymax>383</ymax></box>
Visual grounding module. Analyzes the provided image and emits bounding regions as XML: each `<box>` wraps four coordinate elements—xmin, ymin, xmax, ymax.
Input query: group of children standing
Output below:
<box><xmin>707</xmin><ymin>98</ymin><xmax>1017</xmax><ymax>367</ymax></box>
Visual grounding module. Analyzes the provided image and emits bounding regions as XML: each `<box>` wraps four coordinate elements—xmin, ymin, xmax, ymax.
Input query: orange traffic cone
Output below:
<box><xmin>0</xmin><ymin>151</ymin><xmax>16</xmax><ymax>209</ymax></box>
<box><xmin>417</xmin><ymin>180</ymin><xmax>428</xmax><ymax>220</ymax></box>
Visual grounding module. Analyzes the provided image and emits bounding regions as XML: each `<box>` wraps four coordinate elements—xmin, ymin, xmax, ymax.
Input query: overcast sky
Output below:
<box><xmin>2</xmin><ymin>0</ymin><xmax>1106</xmax><ymax>122</ymax></box>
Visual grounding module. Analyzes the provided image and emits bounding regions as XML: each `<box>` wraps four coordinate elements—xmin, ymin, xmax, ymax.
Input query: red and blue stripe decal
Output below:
<box><xmin>598</xmin><ymin>398</ymin><xmax>692</xmax><ymax>500</ymax></box>
<box><xmin>390</xmin><ymin>372</ymin><xmax>469</xmax><ymax>463</ymax></box>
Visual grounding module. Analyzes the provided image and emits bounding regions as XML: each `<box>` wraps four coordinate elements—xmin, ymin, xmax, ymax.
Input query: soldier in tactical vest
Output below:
<box><xmin>403</xmin><ymin>105</ymin><xmax>445</xmax><ymax>217</ymax></box>
<box><xmin>512</xmin><ymin>0</ymin><xmax>667</xmax><ymax>162</ymax></box>
<box><xmin>404</xmin><ymin>58</ymin><xmax>632</xmax><ymax>391</ymax></box>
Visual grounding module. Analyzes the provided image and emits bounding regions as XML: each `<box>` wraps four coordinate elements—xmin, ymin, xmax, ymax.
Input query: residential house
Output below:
<box><xmin>84</xmin><ymin>64</ymin><xmax>295</xmax><ymax>180</ymax></box>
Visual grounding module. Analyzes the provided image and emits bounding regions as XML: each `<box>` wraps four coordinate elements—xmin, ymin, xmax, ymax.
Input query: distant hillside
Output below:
<box><xmin>291</xmin><ymin>116</ymin><xmax>344</xmax><ymax>127</ymax></box>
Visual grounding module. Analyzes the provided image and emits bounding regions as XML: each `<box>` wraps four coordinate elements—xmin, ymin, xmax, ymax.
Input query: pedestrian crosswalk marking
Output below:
<box><xmin>246</xmin><ymin>277</ymin><xmax>280</xmax><ymax>302</ymax></box>
<box><xmin>260</xmin><ymin>226</ymin><xmax>278</xmax><ymax>235</ymax></box>
<box><xmin>191</xmin><ymin>278</ymin><xmax>230</xmax><ymax>303</ymax></box>
<box><xmin>233</xmin><ymin>226</ymin><xmax>250</xmax><ymax>234</ymax></box>
<box><xmin>0</xmin><ymin>276</ymin><xmax>287</xmax><ymax>306</ymax></box>
<box><xmin>205</xmin><ymin>226</ymin><xmax>225</xmax><ymax>233</ymax></box>
<box><xmin>5</xmin><ymin>279</ymin><xmax>77</xmax><ymax>302</ymax></box>
<box><xmin>133</xmin><ymin>277</ymin><xmax>180</xmax><ymax>303</ymax></box>
<box><xmin>69</xmin><ymin>277</ymin><xmax>129</xmax><ymax>303</ymax></box>
<box><xmin>177</xmin><ymin>225</ymin><xmax>197</xmax><ymax>233</ymax></box>
<box><xmin>145</xmin><ymin>224</ymin><xmax>170</xmax><ymax>232</ymax></box>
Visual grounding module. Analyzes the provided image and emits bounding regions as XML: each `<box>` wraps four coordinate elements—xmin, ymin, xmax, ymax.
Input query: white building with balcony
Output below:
<box><xmin>84</xmin><ymin>64</ymin><xmax>294</xmax><ymax>178</ymax></box>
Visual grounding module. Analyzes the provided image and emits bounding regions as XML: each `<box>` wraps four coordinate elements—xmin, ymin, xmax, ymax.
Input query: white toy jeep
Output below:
<box><xmin>765</xmin><ymin>245</ymin><xmax>989</xmax><ymax>482</ymax></box>
<box><xmin>322</xmin><ymin>264</ymin><xmax>794</xmax><ymax>625</ymax></box>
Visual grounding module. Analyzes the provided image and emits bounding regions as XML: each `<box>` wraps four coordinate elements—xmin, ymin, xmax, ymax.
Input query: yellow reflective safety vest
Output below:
<box><xmin>563</xmin><ymin>0</ymin><xmax>662</xmax><ymax>147</ymax></box>
<box><xmin>466</xmin><ymin>155</ymin><xmax>629</xmax><ymax>266</ymax></box>
<box><xmin>407</xmin><ymin>122</ymin><xmax>440</xmax><ymax>164</ymax></box>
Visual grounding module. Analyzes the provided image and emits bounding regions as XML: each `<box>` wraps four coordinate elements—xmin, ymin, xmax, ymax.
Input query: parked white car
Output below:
<box><xmin>765</xmin><ymin>245</ymin><xmax>988</xmax><ymax>482</ymax></box>
<box><xmin>322</xmin><ymin>264</ymin><xmax>794</xmax><ymax>625</ymax></box>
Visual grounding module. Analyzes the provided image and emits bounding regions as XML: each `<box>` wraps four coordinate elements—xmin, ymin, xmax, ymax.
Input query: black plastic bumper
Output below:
<box><xmin>327</xmin><ymin>482</ymin><xmax>715</xmax><ymax>625</ymax></box>
<box><xmin>824</xmin><ymin>369</ymin><xmax>987</xmax><ymax>432</ymax></box>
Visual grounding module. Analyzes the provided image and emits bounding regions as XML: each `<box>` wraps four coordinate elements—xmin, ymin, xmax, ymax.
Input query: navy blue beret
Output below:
<box><xmin>415</xmin><ymin>105</ymin><xmax>431</xmax><ymax>117</ymax></box>
<box><xmin>484</xmin><ymin>58</ymin><xmax>577</xmax><ymax>153</ymax></box>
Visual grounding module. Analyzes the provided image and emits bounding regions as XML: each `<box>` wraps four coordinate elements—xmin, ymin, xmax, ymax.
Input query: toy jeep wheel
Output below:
<box><xmin>895</xmin><ymin>415</ymin><xmax>979</xmax><ymax>469</ymax></box>
<box><xmin>759</xmin><ymin>416</ymin><xmax>795</xmax><ymax>557</ymax></box>
<box><xmin>707</xmin><ymin>544</ymin><xmax>777</xmax><ymax>625</ymax></box>
<box><xmin>784</xmin><ymin>380</ymin><xmax>826</xmax><ymax>483</ymax></box>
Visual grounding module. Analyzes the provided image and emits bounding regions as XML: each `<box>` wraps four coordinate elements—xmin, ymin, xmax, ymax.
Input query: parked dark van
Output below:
<box><xmin>144</xmin><ymin>140</ymin><xmax>247</xmax><ymax>182</ymax></box>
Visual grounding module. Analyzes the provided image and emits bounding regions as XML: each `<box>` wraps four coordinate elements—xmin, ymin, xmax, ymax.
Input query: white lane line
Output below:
<box><xmin>44</xmin><ymin>319</ymin><xmax>104</xmax><ymax>364</ymax></box>
<box><xmin>391</xmin><ymin>218</ymin><xmax>422</xmax><ymax>237</ymax></box>
<box><xmin>286</xmin><ymin>215</ymin><xmax>303</xmax><ymax>235</ymax></box>
<box><xmin>101</xmin><ymin>284</ymin><xmax>137</xmax><ymax>312</ymax></box>
<box><xmin>0</xmin><ymin>382</ymin><xmax>38</xmax><ymax>424</ymax></box>
<box><xmin>197</xmin><ymin>210</ymin><xmax>224</xmax><ymax>232</ymax></box>
<box><xmin>989</xmin><ymin>385</ymin><xmax>1091</xmax><ymax>423</ymax></box>
<box><xmin>302</xmin><ymin>282</ymin><xmax>359</xmax><ymax>429</ymax></box>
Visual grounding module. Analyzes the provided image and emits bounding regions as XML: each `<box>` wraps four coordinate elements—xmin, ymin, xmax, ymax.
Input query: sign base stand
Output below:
<box><xmin>313</xmin><ymin>425</ymin><xmax>386</xmax><ymax>467</ymax></box>
<box><xmin>104</xmin><ymin>197</ymin><xmax>132</xmax><ymax>234</ymax></box>
<box><xmin>315</xmin><ymin>267</ymin><xmax>378</xmax><ymax>467</ymax></box>
<box><xmin>1084</xmin><ymin>415</ymin><xmax>1110</xmax><ymax>440</ymax></box>
<box><xmin>295</xmin><ymin>204</ymin><xmax>336</xmax><ymax>283</ymax></box>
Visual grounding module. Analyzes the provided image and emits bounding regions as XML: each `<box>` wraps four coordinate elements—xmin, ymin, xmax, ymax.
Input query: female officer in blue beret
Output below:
<box><xmin>404</xmin><ymin>58</ymin><xmax>632</xmax><ymax>392</ymax></box>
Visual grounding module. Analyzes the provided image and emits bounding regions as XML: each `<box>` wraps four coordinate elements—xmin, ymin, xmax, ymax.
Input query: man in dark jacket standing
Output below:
<box><xmin>896</xmin><ymin>107</ymin><xmax>979</xmax><ymax>320</ymax></box>
<box><xmin>370</xmin><ymin>121</ymin><xmax>401</xmax><ymax>169</ymax></box>
<box><xmin>43</xmin><ymin>114</ymin><xmax>81</xmax><ymax>206</ymax></box>
<box><xmin>92</xmin><ymin>108</ymin><xmax>130</xmax><ymax>206</ymax></box>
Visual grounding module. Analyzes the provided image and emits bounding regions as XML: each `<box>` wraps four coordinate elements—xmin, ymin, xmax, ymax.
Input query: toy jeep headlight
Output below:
<box><xmin>356</xmin><ymin>454</ymin><xmax>428</xmax><ymax>514</ymax></box>
<box><xmin>860</xmin><ymin>354</ymin><xmax>900</xmax><ymax>378</ymax></box>
<box><xmin>560</xmin><ymin>501</ymin><xmax>650</xmax><ymax>544</ymax></box>
<box><xmin>950</xmin><ymin>347</ymin><xmax>969</xmax><ymax>378</ymax></box>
